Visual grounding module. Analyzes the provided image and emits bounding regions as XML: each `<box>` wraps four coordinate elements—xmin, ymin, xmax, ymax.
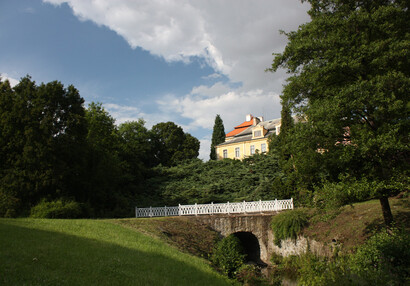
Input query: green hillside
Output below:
<box><xmin>0</xmin><ymin>218</ymin><xmax>231</xmax><ymax>286</ymax></box>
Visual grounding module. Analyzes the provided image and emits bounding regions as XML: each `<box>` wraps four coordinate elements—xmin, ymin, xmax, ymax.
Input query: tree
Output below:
<box><xmin>268</xmin><ymin>0</ymin><xmax>409</xmax><ymax>226</ymax></box>
<box><xmin>150</xmin><ymin>122</ymin><xmax>200</xmax><ymax>166</ymax></box>
<box><xmin>0</xmin><ymin>76</ymin><xmax>88</xmax><ymax>216</ymax></box>
<box><xmin>210</xmin><ymin>114</ymin><xmax>226</xmax><ymax>160</ymax></box>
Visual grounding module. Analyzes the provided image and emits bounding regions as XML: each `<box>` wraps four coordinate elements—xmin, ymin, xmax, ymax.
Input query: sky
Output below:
<box><xmin>0</xmin><ymin>0</ymin><xmax>310</xmax><ymax>160</ymax></box>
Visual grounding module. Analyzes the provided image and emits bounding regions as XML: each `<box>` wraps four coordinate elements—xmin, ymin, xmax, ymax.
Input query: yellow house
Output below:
<box><xmin>215</xmin><ymin>114</ymin><xmax>282</xmax><ymax>160</ymax></box>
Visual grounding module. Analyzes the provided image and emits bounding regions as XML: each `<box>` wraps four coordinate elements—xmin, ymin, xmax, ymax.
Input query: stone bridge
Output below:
<box><xmin>193</xmin><ymin>212</ymin><xmax>328</xmax><ymax>266</ymax></box>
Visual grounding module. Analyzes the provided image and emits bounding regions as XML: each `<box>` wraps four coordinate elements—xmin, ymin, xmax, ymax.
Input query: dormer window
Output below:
<box><xmin>253</xmin><ymin>130</ymin><xmax>262</xmax><ymax>137</ymax></box>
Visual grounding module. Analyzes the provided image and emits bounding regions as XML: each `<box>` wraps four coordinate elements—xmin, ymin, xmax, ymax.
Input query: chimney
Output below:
<box><xmin>245</xmin><ymin>114</ymin><xmax>252</xmax><ymax>121</ymax></box>
<box><xmin>253</xmin><ymin>117</ymin><xmax>260</xmax><ymax>126</ymax></box>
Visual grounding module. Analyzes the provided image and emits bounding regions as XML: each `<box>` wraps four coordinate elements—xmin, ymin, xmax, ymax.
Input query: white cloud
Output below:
<box><xmin>43</xmin><ymin>0</ymin><xmax>310</xmax><ymax>161</ymax></box>
<box><xmin>199</xmin><ymin>137</ymin><xmax>211</xmax><ymax>161</ymax></box>
<box><xmin>0</xmin><ymin>73</ymin><xmax>19</xmax><ymax>87</ymax></box>
<box><xmin>103</xmin><ymin>103</ymin><xmax>144</xmax><ymax>125</ymax></box>
<box><xmin>43</xmin><ymin>0</ymin><xmax>310</xmax><ymax>93</ymax></box>
<box><xmin>157</xmin><ymin>85</ymin><xmax>282</xmax><ymax>133</ymax></box>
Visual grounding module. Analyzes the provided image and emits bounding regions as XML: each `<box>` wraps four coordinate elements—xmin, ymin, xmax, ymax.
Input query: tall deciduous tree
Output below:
<box><xmin>150</xmin><ymin>122</ymin><xmax>200</xmax><ymax>166</ymax></box>
<box><xmin>0</xmin><ymin>76</ymin><xmax>88</xmax><ymax>216</ymax></box>
<box><xmin>210</xmin><ymin>114</ymin><xmax>225</xmax><ymax>160</ymax></box>
<box><xmin>268</xmin><ymin>0</ymin><xmax>409</xmax><ymax>226</ymax></box>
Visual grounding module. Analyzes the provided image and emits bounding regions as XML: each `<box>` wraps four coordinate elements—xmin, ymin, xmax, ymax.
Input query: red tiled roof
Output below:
<box><xmin>225</xmin><ymin>117</ymin><xmax>253</xmax><ymax>137</ymax></box>
<box><xmin>226</xmin><ymin>127</ymin><xmax>248</xmax><ymax>137</ymax></box>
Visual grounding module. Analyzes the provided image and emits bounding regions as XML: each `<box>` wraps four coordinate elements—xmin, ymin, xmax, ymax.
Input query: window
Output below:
<box><xmin>235</xmin><ymin>147</ymin><xmax>240</xmax><ymax>158</ymax></box>
<box><xmin>250</xmin><ymin>145</ymin><xmax>255</xmax><ymax>155</ymax></box>
<box><xmin>261</xmin><ymin>143</ymin><xmax>266</xmax><ymax>153</ymax></box>
<box><xmin>223</xmin><ymin>149</ymin><xmax>228</xmax><ymax>158</ymax></box>
<box><xmin>253</xmin><ymin>130</ymin><xmax>262</xmax><ymax>137</ymax></box>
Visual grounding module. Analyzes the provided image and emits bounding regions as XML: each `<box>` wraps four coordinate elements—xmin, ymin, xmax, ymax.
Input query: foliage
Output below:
<box><xmin>313</xmin><ymin>176</ymin><xmax>377</xmax><ymax>210</ymax></box>
<box><xmin>236</xmin><ymin>264</ymin><xmax>267</xmax><ymax>286</ymax></box>
<box><xmin>268</xmin><ymin>0</ymin><xmax>410</xmax><ymax>226</ymax></box>
<box><xmin>210</xmin><ymin>114</ymin><xmax>226</xmax><ymax>160</ymax></box>
<box><xmin>143</xmin><ymin>153</ymin><xmax>283</xmax><ymax>207</ymax></box>
<box><xmin>150</xmin><ymin>121</ymin><xmax>200</xmax><ymax>166</ymax></box>
<box><xmin>271</xmin><ymin>209</ymin><xmax>308</xmax><ymax>246</ymax></box>
<box><xmin>270</xmin><ymin>228</ymin><xmax>410</xmax><ymax>285</ymax></box>
<box><xmin>30</xmin><ymin>199</ymin><xmax>82</xmax><ymax>218</ymax></box>
<box><xmin>0</xmin><ymin>76</ymin><xmax>88</xmax><ymax>215</ymax></box>
<box><xmin>211</xmin><ymin>235</ymin><xmax>246</xmax><ymax>278</ymax></box>
<box><xmin>349</xmin><ymin>228</ymin><xmax>410</xmax><ymax>285</ymax></box>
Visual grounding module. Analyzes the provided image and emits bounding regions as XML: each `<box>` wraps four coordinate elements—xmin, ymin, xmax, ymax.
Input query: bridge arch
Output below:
<box><xmin>232</xmin><ymin>231</ymin><xmax>266</xmax><ymax>265</ymax></box>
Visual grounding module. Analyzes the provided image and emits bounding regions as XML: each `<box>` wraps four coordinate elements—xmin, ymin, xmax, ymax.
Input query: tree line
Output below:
<box><xmin>0</xmin><ymin>76</ymin><xmax>199</xmax><ymax>217</ymax></box>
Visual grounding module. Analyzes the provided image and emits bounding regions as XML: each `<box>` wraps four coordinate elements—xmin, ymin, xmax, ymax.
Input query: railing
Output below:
<box><xmin>135</xmin><ymin>199</ymin><xmax>293</xmax><ymax>218</ymax></box>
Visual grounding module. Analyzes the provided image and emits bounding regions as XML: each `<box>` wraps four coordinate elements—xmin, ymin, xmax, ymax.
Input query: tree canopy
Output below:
<box><xmin>268</xmin><ymin>0</ymin><xmax>409</xmax><ymax>225</ymax></box>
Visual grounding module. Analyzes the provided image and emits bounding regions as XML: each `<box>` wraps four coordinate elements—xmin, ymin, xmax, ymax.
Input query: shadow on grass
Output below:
<box><xmin>0</xmin><ymin>221</ymin><xmax>230</xmax><ymax>286</ymax></box>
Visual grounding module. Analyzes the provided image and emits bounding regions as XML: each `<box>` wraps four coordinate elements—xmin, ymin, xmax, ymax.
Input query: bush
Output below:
<box><xmin>236</xmin><ymin>264</ymin><xmax>267</xmax><ymax>286</ymax></box>
<box><xmin>313</xmin><ymin>176</ymin><xmax>376</xmax><ymax>210</ymax></box>
<box><xmin>271</xmin><ymin>209</ymin><xmax>308</xmax><ymax>246</ymax></box>
<box><xmin>30</xmin><ymin>199</ymin><xmax>82</xmax><ymax>218</ymax></box>
<box><xmin>211</xmin><ymin>235</ymin><xmax>246</xmax><ymax>278</ymax></box>
<box><xmin>349</xmin><ymin>228</ymin><xmax>410</xmax><ymax>285</ymax></box>
<box><xmin>0</xmin><ymin>189</ymin><xmax>19</xmax><ymax>217</ymax></box>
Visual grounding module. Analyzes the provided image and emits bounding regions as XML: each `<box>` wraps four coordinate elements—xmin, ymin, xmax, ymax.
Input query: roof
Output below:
<box><xmin>217</xmin><ymin>117</ymin><xmax>281</xmax><ymax>147</ymax></box>
<box><xmin>225</xmin><ymin>117</ymin><xmax>254</xmax><ymax>137</ymax></box>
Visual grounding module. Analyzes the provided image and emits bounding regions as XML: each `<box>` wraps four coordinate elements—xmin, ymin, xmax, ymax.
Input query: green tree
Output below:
<box><xmin>210</xmin><ymin>114</ymin><xmax>225</xmax><ymax>160</ymax></box>
<box><xmin>0</xmin><ymin>76</ymin><xmax>88</xmax><ymax>216</ymax></box>
<box><xmin>268</xmin><ymin>0</ymin><xmax>409</xmax><ymax>225</ymax></box>
<box><xmin>150</xmin><ymin>122</ymin><xmax>200</xmax><ymax>166</ymax></box>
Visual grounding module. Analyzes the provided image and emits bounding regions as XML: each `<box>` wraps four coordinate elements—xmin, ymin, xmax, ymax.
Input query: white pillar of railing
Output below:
<box><xmin>135</xmin><ymin>207</ymin><xmax>138</xmax><ymax>218</ymax></box>
<box><xmin>149</xmin><ymin>206</ymin><xmax>152</xmax><ymax>218</ymax></box>
<box><xmin>164</xmin><ymin>206</ymin><xmax>167</xmax><ymax>217</ymax></box>
<box><xmin>178</xmin><ymin>204</ymin><xmax>181</xmax><ymax>216</ymax></box>
<box><xmin>243</xmin><ymin>201</ymin><xmax>246</xmax><ymax>213</ymax></box>
<box><xmin>275</xmin><ymin>199</ymin><xmax>278</xmax><ymax>212</ymax></box>
<box><xmin>291</xmin><ymin>197</ymin><xmax>294</xmax><ymax>209</ymax></box>
<box><xmin>227</xmin><ymin>202</ymin><xmax>230</xmax><ymax>215</ymax></box>
<box><xmin>211</xmin><ymin>202</ymin><xmax>214</xmax><ymax>215</ymax></box>
<box><xmin>195</xmin><ymin>203</ymin><xmax>198</xmax><ymax>216</ymax></box>
<box><xmin>259</xmin><ymin>200</ymin><xmax>262</xmax><ymax>213</ymax></box>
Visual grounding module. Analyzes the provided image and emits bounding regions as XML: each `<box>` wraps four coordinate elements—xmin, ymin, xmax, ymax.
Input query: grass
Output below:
<box><xmin>0</xmin><ymin>218</ymin><xmax>232</xmax><ymax>286</ymax></box>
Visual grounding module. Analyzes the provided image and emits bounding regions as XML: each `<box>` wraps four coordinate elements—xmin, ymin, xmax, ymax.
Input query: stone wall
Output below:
<box><xmin>194</xmin><ymin>213</ymin><xmax>331</xmax><ymax>265</ymax></box>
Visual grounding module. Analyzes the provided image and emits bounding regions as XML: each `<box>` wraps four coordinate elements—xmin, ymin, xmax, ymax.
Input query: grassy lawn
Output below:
<box><xmin>0</xmin><ymin>218</ymin><xmax>232</xmax><ymax>286</ymax></box>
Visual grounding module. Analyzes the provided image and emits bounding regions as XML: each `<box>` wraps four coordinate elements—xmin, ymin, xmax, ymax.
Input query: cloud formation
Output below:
<box><xmin>44</xmin><ymin>0</ymin><xmax>310</xmax><ymax>159</ymax></box>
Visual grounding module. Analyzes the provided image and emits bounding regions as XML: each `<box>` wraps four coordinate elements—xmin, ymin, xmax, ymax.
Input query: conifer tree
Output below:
<box><xmin>210</xmin><ymin>115</ymin><xmax>225</xmax><ymax>160</ymax></box>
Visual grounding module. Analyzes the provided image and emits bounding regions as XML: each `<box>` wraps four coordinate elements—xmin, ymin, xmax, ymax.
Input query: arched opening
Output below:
<box><xmin>233</xmin><ymin>232</ymin><xmax>266</xmax><ymax>266</ymax></box>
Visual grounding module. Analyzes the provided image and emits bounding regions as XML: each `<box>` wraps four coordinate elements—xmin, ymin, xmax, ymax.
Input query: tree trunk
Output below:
<box><xmin>379</xmin><ymin>196</ymin><xmax>394</xmax><ymax>227</ymax></box>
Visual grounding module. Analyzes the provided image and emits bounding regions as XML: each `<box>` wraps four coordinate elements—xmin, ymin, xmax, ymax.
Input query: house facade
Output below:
<box><xmin>215</xmin><ymin>114</ymin><xmax>282</xmax><ymax>160</ymax></box>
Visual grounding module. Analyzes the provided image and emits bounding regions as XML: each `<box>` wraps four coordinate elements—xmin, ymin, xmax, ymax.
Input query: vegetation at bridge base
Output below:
<box><xmin>268</xmin><ymin>228</ymin><xmax>410</xmax><ymax>286</ymax></box>
<box><xmin>211</xmin><ymin>235</ymin><xmax>247</xmax><ymax>278</ymax></box>
<box><xmin>271</xmin><ymin>209</ymin><xmax>309</xmax><ymax>247</ymax></box>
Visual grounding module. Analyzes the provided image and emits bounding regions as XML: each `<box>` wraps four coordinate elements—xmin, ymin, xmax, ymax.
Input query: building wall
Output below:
<box><xmin>216</xmin><ymin>137</ymin><xmax>269</xmax><ymax>160</ymax></box>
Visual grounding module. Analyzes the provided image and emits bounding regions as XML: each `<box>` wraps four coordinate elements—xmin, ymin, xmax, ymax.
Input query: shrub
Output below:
<box><xmin>349</xmin><ymin>228</ymin><xmax>410</xmax><ymax>285</ymax></box>
<box><xmin>236</xmin><ymin>264</ymin><xmax>267</xmax><ymax>286</ymax></box>
<box><xmin>211</xmin><ymin>235</ymin><xmax>246</xmax><ymax>278</ymax></box>
<box><xmin>271</xmin><ymin>209</ymin><xmax>308</xmax><ymax>246</ymax></box>
<box><xmin>313</xmin><ymin>176</ymin><xmax>376</xmax><ymax>210</ymax></box>
<box><xmin>0</xmin><ymin>189</ymin><xmax>19</xmax><ymax>217</ymax></box>
<box><xmin>30</xmin><ymin>199</ymin><xmax>82</xmax><ymax>219</ymax></box>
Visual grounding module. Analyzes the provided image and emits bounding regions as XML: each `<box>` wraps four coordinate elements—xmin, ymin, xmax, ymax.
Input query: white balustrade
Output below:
<box><xmin>135</xmin><ymin>199</ymin><xmax>293</xmax><ymax>218</ymax></box>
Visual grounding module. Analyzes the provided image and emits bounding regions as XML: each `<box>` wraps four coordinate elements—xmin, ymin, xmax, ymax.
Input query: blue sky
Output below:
<box><xmin>0</xmin><ymin>0</ymin><xmax>309</xmax><ymax>160</ymax></box>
